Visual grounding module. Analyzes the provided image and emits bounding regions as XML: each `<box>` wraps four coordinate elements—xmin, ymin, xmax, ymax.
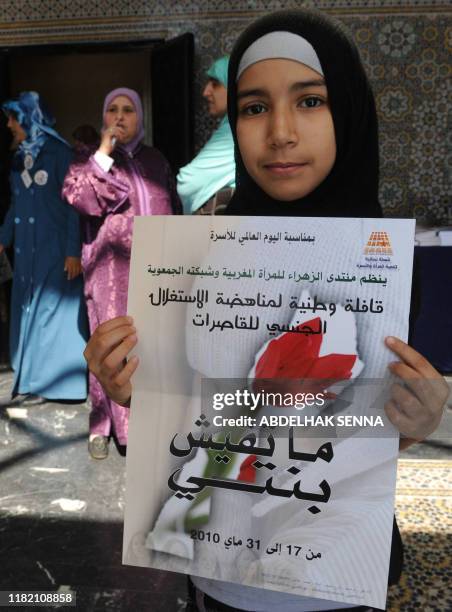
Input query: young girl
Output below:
<box><xmin>84</xmin><ymin>8</ymin><xmax>448</xmax><ymax>611</ymax></box>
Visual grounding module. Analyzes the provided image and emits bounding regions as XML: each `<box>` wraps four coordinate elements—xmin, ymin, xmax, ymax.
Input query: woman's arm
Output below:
<box><xmin>62</xmin><ymin>151</ymin><xmax>130</xmax><ymax>218</ymax></box>
<box><xmin>55</xmin><ymin>144</ymin><xmax>83</xmax><ymax>279</ymax></box>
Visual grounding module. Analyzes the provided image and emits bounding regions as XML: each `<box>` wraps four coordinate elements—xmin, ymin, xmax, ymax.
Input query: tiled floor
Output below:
<box><xmin>1</xmin><ymin>367</ymin><xmax>450</xmax><ymax>611</ymax></box>
<box><xmin>0</xmin><ymin>368</ymin><xmax>186</xmax><ymax>611</ymax></box>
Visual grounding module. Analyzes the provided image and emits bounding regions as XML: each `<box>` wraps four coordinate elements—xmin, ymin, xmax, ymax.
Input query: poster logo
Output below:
<box><xmin>364</xmin><ymin>232</ymin><xmax>393</xmax><ymax>256</ymax></box>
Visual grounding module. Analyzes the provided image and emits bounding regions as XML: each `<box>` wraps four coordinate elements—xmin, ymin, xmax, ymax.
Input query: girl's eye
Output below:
<box><xmin>299</xmin><ymin>96</ymin><xmax>324</xmax><ymax>109</ymax></box>
<box><xmin>240</xmin><ymin>103</ymin><xmax>267</xmax><ymax>116</ymax></box>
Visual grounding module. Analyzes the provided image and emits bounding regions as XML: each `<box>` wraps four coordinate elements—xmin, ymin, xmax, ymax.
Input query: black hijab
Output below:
<box><xmin>225</xmin><ymin>8</ymin><xmax>383</xmax><ymax>218</ymax></box>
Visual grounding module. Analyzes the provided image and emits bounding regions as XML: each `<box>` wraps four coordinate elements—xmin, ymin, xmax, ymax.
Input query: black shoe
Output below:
<box><xmin>88</xmin><ymin>435</ymin><xmax>109</xmax><ymax>460</ymax></box>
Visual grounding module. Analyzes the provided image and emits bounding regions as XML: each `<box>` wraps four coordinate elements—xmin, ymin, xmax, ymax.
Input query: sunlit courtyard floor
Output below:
<box><xmin>1</xmin><ymin>366</ymin><xmax>451</xmax><ymax>611</ymax></box>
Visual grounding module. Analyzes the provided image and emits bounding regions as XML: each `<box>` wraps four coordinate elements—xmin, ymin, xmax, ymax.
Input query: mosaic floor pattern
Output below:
<box><xmin>387</xmin><ymin>459</ymin><xmax>452</xmax><ymax>611</ymax></box>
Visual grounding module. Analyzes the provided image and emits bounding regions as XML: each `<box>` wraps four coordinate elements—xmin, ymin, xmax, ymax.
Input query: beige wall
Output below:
<box><xmin>10</xmin><ymin>50</ymin><xmax>153</xmax><ymax>144</ymax></box>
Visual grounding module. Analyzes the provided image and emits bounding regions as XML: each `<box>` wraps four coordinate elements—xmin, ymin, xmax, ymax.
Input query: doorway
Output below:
<box><xmin>9</xmin><ymin>46</ymin><xmax>155</xmax><ymax>144</ymax></box>
<box><xmin>0</xmin><ymin>34</ymin><xmax>194</xmax><ymax>364</ymax></box>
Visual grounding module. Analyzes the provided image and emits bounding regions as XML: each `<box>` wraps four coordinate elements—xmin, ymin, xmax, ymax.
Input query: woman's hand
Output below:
<box><xmin>384</xmin><ymin>336</ymin><xmax>449</xmax><ymax>449</ymax></box>
<box><xmin>84</xmin><ymin>316</ymin><xmax>138</xmax><ymax>407</ymax></box>
<box><xmin>64</xmin><ymin>256</ymin><xmax>82</xmax><ymax>280</ymax></box>
<box><xmin>98</xmin><ymin>125</ymin><xmax>123</xmax><ymax>157</ymax></box>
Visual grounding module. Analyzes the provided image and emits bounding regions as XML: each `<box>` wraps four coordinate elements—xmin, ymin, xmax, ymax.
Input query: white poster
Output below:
<box><xmin>123</xmin><ymin>216</ymin><xmax>415</xmax><ymax>609</ymax></box>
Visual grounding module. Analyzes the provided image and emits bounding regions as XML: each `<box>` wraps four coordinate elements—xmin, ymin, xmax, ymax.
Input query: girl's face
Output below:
<box><xmin>236</xmin><ymin>59</ymin><xmax>336</xmax><ymax>201</ymax></box>
<box><xmin>104</xmin><ymin>95</ymin><xmax>138</xmax><ymax>143</ymax></box>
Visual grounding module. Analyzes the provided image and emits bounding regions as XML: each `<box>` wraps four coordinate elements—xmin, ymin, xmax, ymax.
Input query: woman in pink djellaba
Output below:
<box><xmin>63</xmin><ymin>87</ymin><xmax>181</xmax><ymax>459</ymax></box>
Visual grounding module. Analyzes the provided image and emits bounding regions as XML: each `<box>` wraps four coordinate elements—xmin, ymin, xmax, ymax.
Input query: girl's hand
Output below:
<box><xmin>84</xmin><ymin>316</ymin><xmax>138</xmax><ymax>407</ymax></box>
<box><xmin>384</xmin><ymin>336</ymin><xmax>449</xmax><ymax>448</ymax></box>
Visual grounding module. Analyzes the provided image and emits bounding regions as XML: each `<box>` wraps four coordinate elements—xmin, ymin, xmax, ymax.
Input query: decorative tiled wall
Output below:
<box><xmin>0</xmin><ymin>0</ymin><xmax>450</xmax><ymax>221</ymax></box>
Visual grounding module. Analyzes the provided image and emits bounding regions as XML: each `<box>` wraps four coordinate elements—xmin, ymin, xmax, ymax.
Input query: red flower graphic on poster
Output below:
<box><xmin>240</xmin><ymin>300</ymin><xmax>364</xmax><ymax>482</ymax></box>
<box><xmin>254</xmin><ymin>316</ymin><xmax>357</xmax><ymax>382</ymax></box>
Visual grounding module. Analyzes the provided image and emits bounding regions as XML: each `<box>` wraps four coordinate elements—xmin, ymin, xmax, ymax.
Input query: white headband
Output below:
<box><xmin>237</xmin><ymin>31</ymin><xmax>324</xmax><ymax>81</ymax></box>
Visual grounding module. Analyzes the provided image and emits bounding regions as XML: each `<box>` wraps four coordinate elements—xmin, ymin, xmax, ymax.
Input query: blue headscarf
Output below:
<box><xmin>3</xmin><ymin>91</ymin><xmax>68</xmax><ymax>161</ymax></box>
<box><xmin>177</xmin><ymin>56</ymin><xmax>235</xmax><ymax>213</ymax></box>
<box><xmin>206</xmin><ymin>56</ymin><xmax>229</xmax><ymax>88</ymax></box>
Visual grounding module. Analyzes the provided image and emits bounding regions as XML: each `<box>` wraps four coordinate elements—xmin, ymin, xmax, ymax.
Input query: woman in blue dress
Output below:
<box><xmin>0</xmin><ymin>91</ymin><xmax>88</xmax><ymax>400</ymax></box>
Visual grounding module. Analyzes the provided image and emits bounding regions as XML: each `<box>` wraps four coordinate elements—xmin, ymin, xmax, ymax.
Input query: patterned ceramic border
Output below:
<box><xmin>0</xmin><ymin>0</ymin><xmax>450</xmax><ymax>23</ymax></box>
